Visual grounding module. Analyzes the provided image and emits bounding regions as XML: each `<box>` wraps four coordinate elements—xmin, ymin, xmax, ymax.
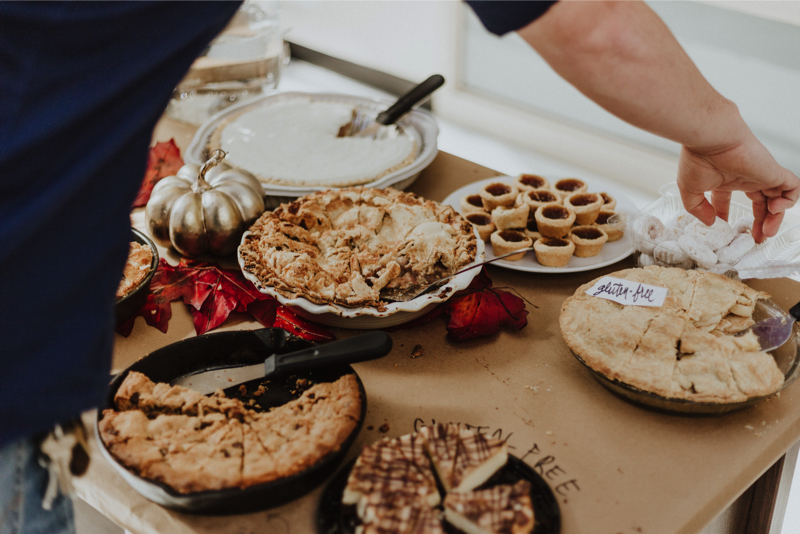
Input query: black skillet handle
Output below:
<box><xmin>790</xmin><ymin>301</ymin><xmax>800</xmax><ymax>320</ymax></box>
<box><xmin>273</xmin><ymin>331</ymin><xmax>393</xmax><ymax>374</ymax></box>
<box><xmin>375</xmin><ymin>74</ymin><xmax>445</xmax><ymax>126</ymax></box>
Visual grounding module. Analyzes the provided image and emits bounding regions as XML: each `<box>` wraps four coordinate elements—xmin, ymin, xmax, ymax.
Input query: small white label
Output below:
<box><xmin>586</xmin><ymin>276</ymin><xmax>668</xmax><ymax>307</ymax></box>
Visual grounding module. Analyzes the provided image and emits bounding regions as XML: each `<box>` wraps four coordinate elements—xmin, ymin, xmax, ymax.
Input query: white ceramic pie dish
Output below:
<box><xmin>238</xmin><ymin>231</ymin><xmax>485</xmax><ymax>329</ymax></box>
<box><xmin>186</xmin><ymin>92</ymin><xmax>440</xmax><ymax>209</ymax></box>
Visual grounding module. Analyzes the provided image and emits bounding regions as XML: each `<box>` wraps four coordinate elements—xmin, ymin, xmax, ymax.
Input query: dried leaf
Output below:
<box><xmin>132</xmin><ymin>139</ymin><xmax>183</xmax><ymax>207</ymax></box>
<box><xmin>115</xmin><ymin>258</ymin><xmax>334</xmax><ymax>342</ymax></box>
<box><xmin>388</xmin><ymin>268</ymin><xmax>528</xmax><ymax>340</ymax></box>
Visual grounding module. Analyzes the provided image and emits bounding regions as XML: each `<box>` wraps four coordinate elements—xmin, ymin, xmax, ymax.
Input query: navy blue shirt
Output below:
<box><xmin>466</xmin><ymin>1</ymin><xmax>558</xmax><ymax>36</ymax></box>
<box><xmin>0</xmin><ymin>1</ymin><xmax>241</xmax><ymax>447</ymax></box>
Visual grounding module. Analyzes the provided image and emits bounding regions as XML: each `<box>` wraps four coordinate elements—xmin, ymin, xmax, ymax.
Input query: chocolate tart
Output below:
<box><xmin>534</xmin><ymin>205</ymin><xmax>576</xmax><ymax>238</ymax></box>
<box><xmin>461</xmin><ymin>194</ymin><xmax>488</xmax><ymax>215</ymax></box>
<box><xmin>524</xmin><ymin>216</ymin><xmax>542</xmax><ymax>241</ymax></box>
<box><xmin>479</xmin><ymin>182</ymin><xmax>518</xmax><ymax>211</ymax></box>
<box><xmin>600</xmin><ymin>192</ymin><xmax>617</xmax><ymax>211</ymax></box>
<box><xmin>568</xmin><ymin>226</ymin><xmax>608</xmax><ymax>257</ymax></box>
<box><xmin>564</xmin><ymin>193</ymin><xmax>604</xmax><ymax>225</ymax></box>
<box><xmin>513</xmin><ymin>173</ymin><xmax>551</xmax><ymax>192</ymax></box>
<box><xmin>491</xmin><ymin>203</ymin><xmax>530</xmax><ymax>231</ymax></box>
<box><xmin>553</xmin><ymin>178</ymin><xmax>587</xmax><ymax>199</ymax></box>
<box><xmin>466</xmin><ymin>212</ymin><xmax>496</xmax><ymax>242</ymax></box>
<box><xmin>534</xmin><ymin>237</ymin><xmax>575</xmax><ymax>267</ymax></box>
<box><xmin>593</xmin><ymin>210</ymin><xmax>625</xmax><ymax>242</ymax></box>
<box><xmin>520</xmin><ymin>189</ymin><xmax>561</xmax><ymax>211</ymax></box>
<box><xmin>491</xmin><ymin>230</ymin><xmax>533</xmax><ymax>261</ymax></box>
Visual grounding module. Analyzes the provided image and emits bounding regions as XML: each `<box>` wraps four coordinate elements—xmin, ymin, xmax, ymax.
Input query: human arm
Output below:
<box><xmin>515</xmin><ymin>0</ymin><xmax>800</xmax><ymax>242</ymax></box>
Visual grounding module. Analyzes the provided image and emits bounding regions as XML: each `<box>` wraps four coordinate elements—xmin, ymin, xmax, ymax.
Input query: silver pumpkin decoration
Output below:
<box><xmin>145</xmin><ymin>150</ymin><xmax>265</xmax><ymax>257</ymax></box>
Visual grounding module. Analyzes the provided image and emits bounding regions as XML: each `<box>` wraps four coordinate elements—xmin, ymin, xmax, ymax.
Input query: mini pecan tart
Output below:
<box><xmin>490</xmin><ymin>230</ymin><xmax>532</xmax><ymax>261</ymax></box>
<box><xmin>568</xmin><ymin>225</ymin><xmax>609</xmax><ymax>257</ymax></box>
<box><xmin>465</xmin><ymin>212</ymin><xmax>495</xmax><ymax>242</ymax></box>
<box><xmin>534</xmin><ymin>237</ymin><xmax>575</xmax><ymax>267</ymax></box>
<box><xmin>519</xmin><ymin>189</ymin><xmax>560</xmax><ymax>211</ymax></box>
<box><xmin>564</xmin><ymin>192</ymin><xmax>604</xmax><ymax>225</ymax></box>
<box><xmin>534</xmin><ymin>204</ymin><xmax>576</xmax><ymax>238</ymax></box>
<box><xmin>460</xmin><ymin>194</ymin><xmax>488</xmax><ymax>216</ymax></box>
<box><xmin>553</xmin><ymin>178</ymin><xmax>587</xmax><ymax>199</ymax></box>
<box><xmin>478</xmin><ymin>182</ymin><xmax>518</xmax><ymax>211</ymax></box>
<box><xmin>594</xmin><ymin>210</ymin><xmax>626</xmax><ymax>242</ymax></box>
<box><xmin>491</xmin><ymin>203</ymin><xmax>529</xmax><ymax>230</ymax></box>
<box><xmin>524</xmin><ymin>216</ymin><xmax>542</xmax><ymax>241</ymax></box>
<box><xmin>513</xmin><ymin>173</ymin><xmax>550</xmax><ymax>192</ymax></box>
<box><xmin>600</xmin><ymin>192</ymin><xmax>617</xmax><ymax>211</ymax></box>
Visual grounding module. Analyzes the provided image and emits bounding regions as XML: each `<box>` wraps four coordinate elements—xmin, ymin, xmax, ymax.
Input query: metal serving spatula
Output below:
<box><xmin>380</xmin><ymin>246</ymin><xmax>536</xmax><ymax>303</ymax></box>
<box><xmin>170</xmin><ymin>331</ymin><xmax>392</xmax><ymax>395</ymax></box>
<box><xmin>741</xmin><ymin>301</ymin><xmax>800</xmax><ymax>352</ymax></box>
<box><xmin>337</xmin><ymin>74</ymin><xmax>444</xmax><ymax>139</ymax></box>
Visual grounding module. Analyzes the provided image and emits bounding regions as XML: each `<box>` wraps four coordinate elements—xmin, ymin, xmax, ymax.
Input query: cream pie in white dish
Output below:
<box><xmin>210</xmin><ymin>98</ymin><xmax>417</xmax><ymax>188</ymax></box>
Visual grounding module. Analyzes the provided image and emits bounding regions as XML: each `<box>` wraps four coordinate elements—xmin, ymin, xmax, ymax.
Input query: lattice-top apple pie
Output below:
<box><xmin>239</xmin><ymin>187</ymin><xmax>478</xmax><ymax>308</ymax></box>
<box><xmin>560</xmin><ymin>266</ymin><xmax>784</xmax><ymax>403</ymax></box>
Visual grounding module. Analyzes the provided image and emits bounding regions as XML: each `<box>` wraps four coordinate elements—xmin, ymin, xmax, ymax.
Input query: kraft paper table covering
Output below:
<box><xmin>73</xmin><ymin>122</ymin><xmax>800</xmax><ymax>534</ymax></box>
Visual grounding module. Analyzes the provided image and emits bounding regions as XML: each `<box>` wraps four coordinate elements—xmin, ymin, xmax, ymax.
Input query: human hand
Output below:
<box><xmin>677</xmin><ymin>132</ymin><xmax>800</xmax><ymax>243</ymax></box>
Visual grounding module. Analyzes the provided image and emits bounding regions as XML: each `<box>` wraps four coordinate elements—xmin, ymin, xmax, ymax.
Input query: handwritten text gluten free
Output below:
<box><xmin>586</xmin><ymin>276</ymin><xmax>668</xmax><ymax>307</ymax></box>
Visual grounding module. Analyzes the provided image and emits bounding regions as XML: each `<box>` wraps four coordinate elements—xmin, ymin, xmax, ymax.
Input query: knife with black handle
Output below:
<box><xmin>171</xmin><ymin>331</ymin><xmax>393</xmax><ymax>395</ymax></box>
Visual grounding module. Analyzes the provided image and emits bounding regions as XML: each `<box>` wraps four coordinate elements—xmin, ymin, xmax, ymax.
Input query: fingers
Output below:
<box><xmin>710</xmin><ymin>190</ymin><xmax>732</xmax><ymax>221</ymax></box>
<box><xmin>747</xmin><ymin>191</ymin><xmax>768</xmax><ymax>243</ymax></box>
<box><xmin>762</xmin><ymin>211</ymin><xmax>785</xmax><ymax>240</ymax></box>
<box><xmin>678</xmin><ymin>186</ymin><xmax>716</xmax><ymax>226</ymax></box>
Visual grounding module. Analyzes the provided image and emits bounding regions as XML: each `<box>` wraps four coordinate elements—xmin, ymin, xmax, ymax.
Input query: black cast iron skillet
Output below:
<box><xmin>97</xmin><ymin>327</ymin><xmax>370</xmax><ymax>515</ymax></box>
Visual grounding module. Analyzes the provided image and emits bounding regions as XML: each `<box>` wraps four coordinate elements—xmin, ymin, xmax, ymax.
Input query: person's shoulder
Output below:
<box><xmin>464</xmin><ymin>0</ymin><xmax>559</xmax><ymax>36</ymax></box>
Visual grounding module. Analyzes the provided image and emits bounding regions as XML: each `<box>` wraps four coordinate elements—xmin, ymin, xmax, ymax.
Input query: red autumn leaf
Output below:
<box><xmin>132</xmin><ymin>139</ymin><xmax>183</xmax><ymax>207</ymax></box>
<box><xmin>115</xmin><ymin>258</ymin><xmax>334</xmax><ymax>342</ymax></box>
<box><xmin>388</xmin><ymin>267</ymin><xmax>528</xmax><ymax>340</ymax></box>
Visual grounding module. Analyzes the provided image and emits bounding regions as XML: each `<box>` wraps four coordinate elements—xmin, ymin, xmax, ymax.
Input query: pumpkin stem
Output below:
<box><xmin>194</xmin><ymin>149</ymin><xmax>227</xmax><ymax>193</ymax></box>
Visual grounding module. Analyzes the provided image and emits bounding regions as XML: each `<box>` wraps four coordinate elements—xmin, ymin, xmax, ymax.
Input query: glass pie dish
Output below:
<box><xmin>238</xmin><ymin>232</ymin><xmax>485</xmax><ymax>329</ymax></box>
<box><xmin>570</xmin><ymin>298</ymin><xmax>800</xmax><ymax>415</ymax></box>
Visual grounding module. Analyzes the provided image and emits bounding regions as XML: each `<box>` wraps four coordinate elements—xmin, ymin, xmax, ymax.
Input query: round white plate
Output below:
<box><xmin>443</xmin><ymin>176</ymin><xmax>638</xmax><ymax>273</ymax></box>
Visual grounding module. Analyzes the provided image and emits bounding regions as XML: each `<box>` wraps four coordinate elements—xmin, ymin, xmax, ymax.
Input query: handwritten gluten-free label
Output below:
<box><xmin>586</xmin><ymin>276</ymin><xmax>667</xmax><ymax>307</ymax></box>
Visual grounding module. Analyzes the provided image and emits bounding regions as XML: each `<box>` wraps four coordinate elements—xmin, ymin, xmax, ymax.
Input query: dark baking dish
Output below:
<box><xmin>96</xmin><ymin>327</ymin><xmax>367</xmax><ymax>515</ymax></box>
<box><xmin>114</xmin><ymin>227</ymin><xmax>159</xmax><ymax>325</ymax></box>
<box><xmin>317</xmin><ymin>454</ymin><xmax>561</xmax><ymax>534</ymax></box>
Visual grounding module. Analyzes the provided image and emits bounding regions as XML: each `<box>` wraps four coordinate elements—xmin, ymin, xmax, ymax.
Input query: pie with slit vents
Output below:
<box><xmin>559</xmin><ymin>266</ymin><xmax>784</xmax><ymax>403</ymax></box>
<box><xmin>239</xmin><ymin>187</ymin><xmax>478</xmax><ymax>308</ymax></box>
<box><xmin>99</xmin><ymin>371</ymin><xmax>362</xmax><ymax>493</ymax></box>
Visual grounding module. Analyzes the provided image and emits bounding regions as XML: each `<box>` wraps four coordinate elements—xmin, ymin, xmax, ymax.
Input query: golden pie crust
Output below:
<box><xmin>116</xmin><ymin>243</ymin><xmax>153</xmax><ymax>299</ymax></box>
<box><xmin>99</xmin><ymin>371</ymin><xmax>362</xmax><ymax>493</ymax></box>
<box><xmin>239</xmin><ymin>187</ymin><xmax>477</xmax><ymax>308</ymax></box>
<box><xmin>560</xmin><ymin>266</ymin><xmax>784</xmax><ymax>403</ymax></box>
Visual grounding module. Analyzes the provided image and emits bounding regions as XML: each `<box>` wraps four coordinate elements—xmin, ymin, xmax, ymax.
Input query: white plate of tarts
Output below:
<box><xmin>443</xmin><ymin>175</ymin><xmax>638</xmax><ymax>273</ymax></box>
<box><xmin>237</xmin><ymin>187</ymin><xmax>485</xmax><ymax>329</ymax></box>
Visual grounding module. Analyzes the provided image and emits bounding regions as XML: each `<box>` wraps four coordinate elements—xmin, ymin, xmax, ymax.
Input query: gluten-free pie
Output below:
<box><xmin>239</xmin><ymin>187</ymin><xmax>477</xmax><ymax>308</ymax></box>
<box><xmin>99</xmin><ymin>371</ymin><xmax>362</xmax><ymax>493</ymax></box>
<box><xmin>513</xmin><ymin>173</ymin><xmax>550</xmax><ymax>192</ymax></box>
<box><xmin>342</xmin><ymin>424</ymin><xmax>533</xmax><ymax>534</ymax></box>
<box><xmin>560</xmin><ymin>266</ymin><xmax>785</xmax><ymax>403</ymax></box>
<box><xmin>466</xmin><ymin>213</ymin><xmax>495</xmax><ymax>242</ymax></box>
<box><xmin>479</xmin><ymin>182</ymin><xmax>518</xmax><ymax>212</ymax></box>
<box><xmin>553</xmin><ymin>178</ymin><xmax>587</xmax><ymax>199</ymax></box>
